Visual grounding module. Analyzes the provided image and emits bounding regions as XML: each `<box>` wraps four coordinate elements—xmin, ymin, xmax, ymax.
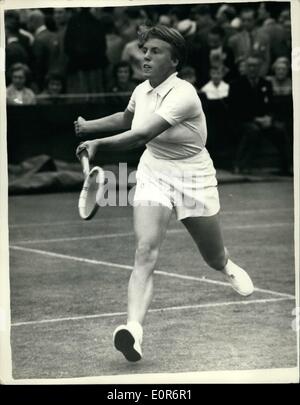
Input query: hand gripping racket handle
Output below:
<box><xmin>79</xmin><ymin>148</ymin><xmax>90</xmax><ymax>179</ymax></box>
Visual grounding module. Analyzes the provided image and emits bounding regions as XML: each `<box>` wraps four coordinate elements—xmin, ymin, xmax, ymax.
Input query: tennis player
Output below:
<box><xmin>75</xmin><ymin>26</ymin><xmax>254</xmax><ymax>362</ymax></box>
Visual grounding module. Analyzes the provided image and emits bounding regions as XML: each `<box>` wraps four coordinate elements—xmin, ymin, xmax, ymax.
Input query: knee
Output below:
<box><xmin>135</xmin><ymin>241</ymin><xmax>160</xmax><ymax>268</ymax></box>
<box><xmin>203</xmin><ymin>248</ymin><xmax>228</xmax><ymax>271</ymax></box>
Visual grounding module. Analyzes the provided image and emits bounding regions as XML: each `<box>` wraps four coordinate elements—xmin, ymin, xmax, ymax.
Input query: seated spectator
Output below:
<box><xmin>37</xmin><ymin>71</ymin><xmax>65</xmax><ymax>104</ymax></box>
<box><xmin>199</xmin><ymin>65</ymin><xmax>231</xmax><ymax>161</ymax></box>
<box><xmin>7</xmin><ymin>63</ymin><xmax>36</xmax><ymax>105</ymax></box>
<box><xmin>228</xmin><ymin>55</ymin><xmax>291</xmax><ymax>175</ymax></box>
<box><xmin>110</xmin><ymin>62</ymin><xmax>136</xmax><ymax>92</ymax></box>
<box><xmin>267</xmin><ymin>57</ymin><xmax>293</xmax><ymax>159</ymax></box>
<box><xmin>179</xmin><ymin>66</ymin><xmax>197</xmax><ymax>88</ymax></box>
<box><xmin>268</xmin><ymin>57</ymin><xmax>292</xmax><ymax>96</ymax></box>
<box><xmin>209</xmin><ymin>46</ymin><xmax>234</xmax><ymax>83</ymax></box>
<box><xmin>201</xmin><ymin>66</ymin><xmax>230</xmax><ymax>100</ymax></box>
<box><xmin>109</xmin><ymin>61</ymin><xmax>136</xmax><ymax>110</ymax></box>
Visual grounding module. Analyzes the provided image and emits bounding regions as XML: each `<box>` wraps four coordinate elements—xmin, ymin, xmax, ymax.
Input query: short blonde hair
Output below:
<box><xmin>138</xmin><ymin>25</ymin><xmax>187</xmax><ymax>70</ymax></box>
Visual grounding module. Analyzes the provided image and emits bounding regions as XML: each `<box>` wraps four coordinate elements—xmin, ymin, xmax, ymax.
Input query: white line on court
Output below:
<box><xmin>10</xmin><ymin>245</ymin><xmax>295</xmax><ymax>299</ymax></box>
<box><xmin>8</xmin><ymin>207</ymin><xmax>293</xmax><ymax>228</ymax></box>
<box><xmin>11</xmin><ymin>297</ymin><xmax>294</xmax><ymax>327</ymax></box>
<box><xmin>155</xmin><ymin>269</ymin><xmax>296</xmax><ymax>299</ymax></box>
<box><xmin>10</xmin><ymin>245</ymin><xmax>132</xmax><ymax>270</ymax></box>
<box><xmin>13</xmin><ymin>221</ymin><xmax>293</xmax><ymax>245</ymax></box>
<box><xmin>14</xmin><ymin>231</ymin><xmax>135</xmax><ymax>245</ymax></box>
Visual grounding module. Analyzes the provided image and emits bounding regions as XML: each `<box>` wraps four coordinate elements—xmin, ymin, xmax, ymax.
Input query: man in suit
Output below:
<box><xmin>256</xmin><ymin>2</ymin><xmax>292</xmax><ymax>63</ymax></box>
<box><xmin>27</xmin><ymin>9</ymin><xmax>60</xmax><ymax>92</ymax></box>
<box><xmin>228</xmin><ymin>7</ymin><xmax>270</xmax><ymax>76</ymax></box>
<box><xmin>5</xmin><ymin>10</ymin><xmax>31</xmax><ymax>78</ymax></box>
<box><xmin>228</xmin><ymin>55</ymin><xmax>291</xmax><ymax>175</ymax></box>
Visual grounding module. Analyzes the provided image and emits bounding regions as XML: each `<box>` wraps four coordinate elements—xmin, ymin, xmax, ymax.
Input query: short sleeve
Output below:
<box><xmin>127</xmin><ymin>87</ymin><xmax>137</xmax><ymax>113</ymax></box>
<box><xmin>155</xmin><ymin>84</ymin><xmax>201</xmax><ymax>126</ymax></box>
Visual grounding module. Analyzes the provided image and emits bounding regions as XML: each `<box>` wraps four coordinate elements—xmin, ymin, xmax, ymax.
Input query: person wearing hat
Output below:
<box><xmin>177</xmin><ymin>18</ymin><xmax>197</xmax><ymax>38</ymax></box>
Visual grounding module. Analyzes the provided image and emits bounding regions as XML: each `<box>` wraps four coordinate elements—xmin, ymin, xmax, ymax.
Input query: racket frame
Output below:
<box><xmin>78</xmin><ymin>166</ymin><xmax>105</xmax><ymax>220</ymax></box>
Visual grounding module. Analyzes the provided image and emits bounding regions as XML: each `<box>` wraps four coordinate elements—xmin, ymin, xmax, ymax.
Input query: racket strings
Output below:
<box><xmin>78</xmin><ymin>166</ymin><xmax>105</xmax><ymax>220</ymax></box>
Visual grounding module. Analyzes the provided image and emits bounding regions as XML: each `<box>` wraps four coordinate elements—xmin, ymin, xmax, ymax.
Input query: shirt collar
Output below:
<box><xmin>145</xmin><ymin>72</ymin><xmax>178</xmax><ymax>97</ymax></box>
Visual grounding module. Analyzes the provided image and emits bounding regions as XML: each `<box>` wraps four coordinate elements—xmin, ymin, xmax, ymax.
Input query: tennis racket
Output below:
<box><xmin>78</xmin><ymin>148</ymin><xmax>105</xmax><ymax>220</ymax></box>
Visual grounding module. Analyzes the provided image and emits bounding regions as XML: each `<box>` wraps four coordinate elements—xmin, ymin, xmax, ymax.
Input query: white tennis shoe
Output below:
<box><xmin>222</xmin><ymin>259</ymin><xmax>254</xmax><ymax>296</ymax></box>
<box><xmin>113</xmin><ymin>322</ymin><xmax>143</xmax><ymax>362</ymax></box>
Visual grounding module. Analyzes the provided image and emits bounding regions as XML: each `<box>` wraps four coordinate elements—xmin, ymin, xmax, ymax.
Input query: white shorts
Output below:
<box><xmin>133</xmin><ymin>148</ymin><xmax>220</xmax><ymax>220</ymax></box>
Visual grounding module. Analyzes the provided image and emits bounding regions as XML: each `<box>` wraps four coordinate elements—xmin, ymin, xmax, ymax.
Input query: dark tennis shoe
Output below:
<box><xmin>113</xmin><ymin>324</ymin><xmax>143</xmax><ymax>362</ymax></box>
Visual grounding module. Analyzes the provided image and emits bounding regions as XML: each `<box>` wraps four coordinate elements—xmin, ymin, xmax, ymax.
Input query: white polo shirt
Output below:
<box><xmin>127</xmin><ymin>72</ymin><xmax>207</xmax><ymax>160</ymax></box>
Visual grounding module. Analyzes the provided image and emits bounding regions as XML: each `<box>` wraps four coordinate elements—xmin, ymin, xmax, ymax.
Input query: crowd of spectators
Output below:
<box><xmin>5</xmin><ymin>4</ymin><xmax>293</xmax><ymax>174</ymax></box>
<box><xmin>5</xmin><ymin>4</ymin><xmax>292</xmax><ymax>100</ymax></box>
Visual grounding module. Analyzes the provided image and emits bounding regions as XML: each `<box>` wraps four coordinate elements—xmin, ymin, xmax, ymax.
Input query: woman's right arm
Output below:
<box><xmin>74</xmin><ymin>109</ymin><xmax>134</xmax><ymax>137</ymax></box>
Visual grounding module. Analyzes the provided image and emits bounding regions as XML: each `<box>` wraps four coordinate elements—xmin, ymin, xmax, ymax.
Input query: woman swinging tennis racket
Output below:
<box><xmin>75</xmin><ymin>25</ymin><xmax>254</xmax><ymax>363</ymax></box>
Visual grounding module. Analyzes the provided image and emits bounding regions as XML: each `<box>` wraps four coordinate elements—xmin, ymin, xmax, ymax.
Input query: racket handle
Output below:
<box><xmin>79</xmin><ymin>149</ymin><xmax>90</xmax><ymax>178</ymax></box>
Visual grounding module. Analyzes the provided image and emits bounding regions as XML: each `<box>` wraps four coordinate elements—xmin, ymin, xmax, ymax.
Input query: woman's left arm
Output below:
<box><xmin>76</xmin><ymin>114</ymin><xmax>171</xmax><ymax>160</ymax></box>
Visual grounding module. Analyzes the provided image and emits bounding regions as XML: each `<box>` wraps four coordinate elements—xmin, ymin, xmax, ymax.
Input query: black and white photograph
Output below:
<box><xmin>0</xmin><ymin>0</ymin><xmax>299</xmax><ymax>384</ymax></box>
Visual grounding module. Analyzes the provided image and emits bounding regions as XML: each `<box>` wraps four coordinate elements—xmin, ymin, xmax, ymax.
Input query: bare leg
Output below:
<box><xmin>127</xmin><ymin>203</ymin><xmax>172</xmax><ymax>325</ymax></box>
<box><xmin>181</xmin><ymin>213</ymin><xmax>253</xmax><ymax>296</ymax></box>
<box><xmin>181</xmin><ymin>213</ymin><xmax>228</xmax><ymax>270</ymax></box>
